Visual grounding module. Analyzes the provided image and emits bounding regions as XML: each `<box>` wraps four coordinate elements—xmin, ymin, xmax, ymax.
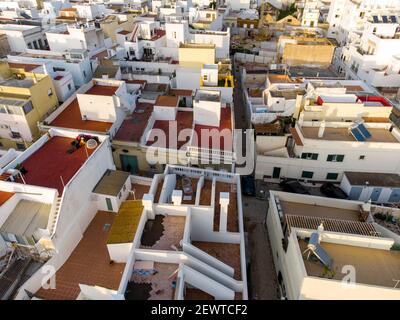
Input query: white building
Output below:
<box><xmin>0</xmin><ymin>127</ymin><xmax>116</xmax><ymax>299</ymax></box>
<box><xmin>267</xmin><ymin>190</ymin><xmax>400</xmax><ymax>300</ymax></box>
<box><xmin>7</xmin><ymin>49</ymin><xmax>93</xmax><ymax>87</ymax></box>
<box><xmin>40</xmin><ymin>78</ymin><xmax>138</xmax><ymax>138</ymax></box>
<box><xmin>255</xmin><ymin>118</ymin><xmax>400</xmax><ymax>181</ymax></box>
<box><xmin>326</xmin><ymin>0</ymin><xmax>400</xmax><ymax>45</ymax></box>
<box><xmin>333</xmin><ymin>15</ymin><xmax>400</xmax><ymax>90</ymax></box>
<box><xmin>4</xmin><ymin>164</ymin><xmax>247</xmax><ymax>300</ymax></box>
<box><xmin>45</xmin><ymin>23</ymin><xmax>107</xmax><ymax>58</ymax></box>
<box><xmin>340</xmin><ymin>171</ymin><xmax>400</xmax><ymax>203</ymax></box>
<box><xmin>0</xmin><ymin>24</ymin><xmax>47</xmax><ymax>52</ymax></box>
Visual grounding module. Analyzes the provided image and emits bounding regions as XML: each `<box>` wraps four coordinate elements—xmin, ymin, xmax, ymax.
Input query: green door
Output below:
<box><xmin>106</xmin><ymin>198</ymin><xmax>113</xmax><ymax>211</ymax></box>
<box><xmin>272</xmin><ymin>167</ymin><xmax>281</xmax><ymax>179</ymax></box>
<box><xmin>120</xmin><ymin>154</ymin><xmax>138</xmax><ymax>174</ymax></box>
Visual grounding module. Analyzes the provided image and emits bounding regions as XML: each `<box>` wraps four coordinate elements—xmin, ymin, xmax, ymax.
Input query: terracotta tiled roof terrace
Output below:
<box><xmin>113</xmin><ymin>103</ymin><xmax>153</xmax><ymax>143</ymax></box>
<box><xmin>36</xmin><ymin>211</ymin><xmax>125</xmax><ymax>300</ymax></box>
<box><xmin>18</xmin><ymin>136</ymin><xmax>97</xmax><ymax>194</ymax></box>
<box><xmin>50</xmin><ymin>98</ymin><xmax>113</xmax><ymax>133</ymax></box>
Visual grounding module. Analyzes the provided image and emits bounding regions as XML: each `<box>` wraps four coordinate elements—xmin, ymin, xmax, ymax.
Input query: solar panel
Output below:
<box><xmin>358</xmin><ymin>123</ymin><xmax>372</xmax><ymax>139</ymax></box>
<box><xmin>372</xmin><ymin>15</ymin><xmax>379</xmax><ymax>23</ymax></box>
<box><xmin>382</xmin><ymin>15</ymin><xmax>389</xmax><ymax>23</ymax></box>
<box><xmin>351</xmin><ymin>127</ymin><xmax>365</xmax><ymax>141</ymax></box>
<box><xmin>314</xmin><ymin>244</ymin><xmax>333</xmax><ymax>270</ymax></box>
<box><xmin>309</xmin><ymin>232</ymin><xmax>319</xmax><ymax>247</ymax></box>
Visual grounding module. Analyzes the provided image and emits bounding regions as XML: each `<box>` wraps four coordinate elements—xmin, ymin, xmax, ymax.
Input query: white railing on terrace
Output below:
<box><xmin>186</xmin><ymin>146</ymin><xmax>235</xmax><ymax>162</ymax></box>
<box><xmin>167</xmin><ymin>165</ymin><xmax>236</xmax><ymax>183</ymax></box>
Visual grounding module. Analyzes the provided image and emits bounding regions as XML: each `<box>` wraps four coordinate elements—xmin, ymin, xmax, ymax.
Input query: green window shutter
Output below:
<box><xmin>302</xmin><ymin>171</ymin><xmax>314</xmax><ymax>179</ymax></box>
<box><xmin>301</xmin><ymin>153</ymin><xmax>307</xmax><ymax>159</ymax></box>
<box><xmin>337</xmin><ymin>155</ymin><xmax>345</xmax><ymax>162</ymax></box>
<box><xmin>312</xmin><ymin>153</ymin><xmax>318</xmax><ymax>160</ymax></box>
<box><xmin>327</xmin><ymin>155</ymin><xmax>333</xmax><ymax>161</ymax></box>
<box><xmin>326</xmin><ymin>173</ymin><xmax>338</xmax><ymax>180</ymax></box>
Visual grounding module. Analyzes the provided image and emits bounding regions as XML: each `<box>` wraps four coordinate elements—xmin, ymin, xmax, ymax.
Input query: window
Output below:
<box><xmin>68</xmin><ymin>83</ymin><xmax>72</xmax><ymax>91</ymax></box>
<box><xmin>359</xmin><ymin>155</ymin><xmax>365</xmax><ymax>160</ymax></box>
<box><xmin>83</xmin><ymin>70</ymin><xmax>87</xmax><ymax>78</ymax></box>
<box><xmin>123</xmin><ymin>184</ymin><xmax>126</xmax><ymax>191</ymax></box>
<box><xmin>326</xmin><ymin>173</ymin><xmax>339</xmax><ymax>180</ymax></box>
<box><xmin>53</xmin><ymin>67</ymin><xmax>65</xmax><ymax>72</ymax></box>
<box><xmin>327</xmin><ymin>154</ymin><xmax>344</xmax><ymax>162</ymax></box>
<box><xmin>359</xmin><ymin>12</ymin><xmax>365</xmax><ymax>18</ymax></box>
<box><xmin>302</xmin><ymin>171</ymin><xmax>314</xmax><ymax>179</ymax></box>
<box><xmin>373</xmin><ymin>27</ymin><xmax>377</xmax><ymax>34</ymax></box>
<box><xmin>301</xmin><ymin>152</ymin><xmax>318</xmax><ymax>160</ymax></box>
<box><xmin>203</xmin><ymin>75</ymin><xmax>208</xmax><ymax>81</ymax></box>
<box><xmin>16</xmin><ymin>143</ymin><xmax>25</xmax><ymax>151</ymax></box>
<box><xmin>173</xmin><ymin>31</ymin><xmax>176</xmax><ymax>39</ymax></box>
<box><xmin>11</xmin><ymin>131</ymin><xmax>21</xmax><ymax>139</ymax></box>
<box><xmin>23</xmin><ymin>102</ymin><xmax>33</xmax><ymax>115</ymax></box>
<box><xmin>47</xmin><ymin>88</ymin><xmax>53</xmax><ymax>96</ymax></box>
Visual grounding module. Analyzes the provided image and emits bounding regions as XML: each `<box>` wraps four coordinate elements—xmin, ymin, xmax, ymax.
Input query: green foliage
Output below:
<box><xmin>277</xmin><ymin>3</ymin><xmax>297</xmax><ymax>21</ymax></box>
<box><xmin>391</xmin><ymin>243</ymin><xmax>400</xmax><ymax>251</ymax></box>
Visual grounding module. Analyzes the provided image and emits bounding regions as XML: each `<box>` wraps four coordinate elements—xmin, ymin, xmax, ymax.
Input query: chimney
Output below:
<box><xmin>317</xmin><ymin>222</ymin><xmax>324</xmax><ymax>242</ymax></box>
<box><xmin>171</xmin><ymin>190</ymin><xmax>182</xmax><ymax>206</ymax></box>
<box><xmin>142</xmin><ymin>193</ymin><xmax>155</xmax><ymax>219</ymax></box>
<box><xmin>318</xmin><ymin>120</ymin><xmax>325</xmax><ymax>138</ymax></box>
<box><xmin>219</xmin><ymin>192</ymin><xmax>230</xmax><ymax>232</ymax></box>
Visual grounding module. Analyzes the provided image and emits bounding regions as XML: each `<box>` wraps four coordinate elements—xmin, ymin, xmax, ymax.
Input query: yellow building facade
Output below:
<box><xmin>0</xmin><ymin>62</ymin><xmax>58</xmax><ymax>150</ymax></box>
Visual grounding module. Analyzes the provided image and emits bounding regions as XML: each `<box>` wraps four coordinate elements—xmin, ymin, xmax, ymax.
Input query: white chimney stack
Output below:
<box><xmin>318</xmin><ymin>120</ymin><xmax>325</xmax><ymax>138</ymax></box>
<box><xmin>171</xmin><ymin>190</ymin><xmax>182</xmax><ymax>206</ymax></box>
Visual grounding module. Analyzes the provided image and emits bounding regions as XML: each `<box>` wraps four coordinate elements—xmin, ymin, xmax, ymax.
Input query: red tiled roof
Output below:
<box><xmin>146</xmin><ymin>111</ymin><xmax>193</xmax><ymax>149</ymax></box>
<box><xmin>50</xmin><ymin>98</ymin><xmax>113</xmax><ymax>133</ymax></box>
<box><xmin>150</xmin><ymin>29</ymin><xmax>166</xmax><ymax>41</ymax></box>
<box><xmin>36</xmin><ymin>211</ymin><xmax>125</xmax><ymax>300</ymax></box>
<box><xmin>170</xmin><ymin>89</ymin><xmax>193</xmax><ymax>97</ymax></box>
<box><xmin>113</xmin><ymin>103</ymin><xmax>153</xmax><ymax>143</ymax></box>
<box><xmin>54</xmin><ymin>75</ymin><xmax>64</xmax><ymax>80</ymax></box>
<box><xmin>124</xmin><ymin>79</ymin><xmax>147</xmax><ymax>85</ymax></box>
<box><xmin>85</xmin><ymin>85</ymin><xmax>118</xmax><ymax>96</ymax></box>
<box><xmin>290</xmin><ymin>127</ymin><xmax>303</xmax><ymax>146</ymax></box>
<box><xmin>8</xmin><ymin>62</ymin><xmax>41</xmax><ymax>72</ymax></box>
<box><xmin>357</xmin><ymin>95</ymin><xmax>392</xmax><ymax>107</ymax></box>
<box><xmin>155</xmin><ymin>95</ymin><xmax>178</xmax><ymax>107</ymax></box>
<box><xmin>118</xmin><ymin>30</ymin><xmax>131</xmax><ymax>35</ymax></box>
<box><xmin>18</xmin><ymin>136</ymin><xmax>97</xmax><ymax>194</ymax></box>
<box><xmin>61</xmin><ymin>7</ymin><xmax>77</xmax><ymax>11</ymax></box>
<box><xmin>0</xmin><ymin>191</ymin><xmax>15</xmax><ymax>206</ymax></box>
<box><xmin>193</xmin><ymin>107</ymin><xmax>233</xmax><ymax>151</ymax></box>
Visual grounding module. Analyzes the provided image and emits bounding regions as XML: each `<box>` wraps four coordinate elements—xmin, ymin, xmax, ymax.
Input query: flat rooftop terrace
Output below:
<box><xmin>18</xmin><ymin>136</ymin><xmax>97</xmax><ymax>194</ymax></box>
<box><xmin>0</xmin><ymin>200</ymin><xmax>51</xmax><ymax>239</ymax></box>
<box><xmin>192</xmin><ymin>107</ymin><xmax>233</xmax><ymax>151</ymax></box>
<box><xmin>146</xmin><ymin>111</ymin><xmax>193</xmax><ymax>149</ymax></box>
<box><xmin>36</xmin><ymin>211</ymin><xmax>125</xmax><ymax>300</ymax></box>
<box><xmin>281</xmin><ymin>200</ymin><xmax>379</xmax><ymax>236</ymax></box>
<box><xmin>300</xmin><ymin>127</ymin><xmax>399</xmax><ymax>143</ymax></box>
<box><xmin>192</xmin><ymin>241</ymin><xmax>241</xmax><ymax>280</ymax></box>
<box><xmin>299</xmin><ymin>239</ymin><xmax>400</xmax><ymax>288</ymax></box>
<box><xmin>126</xmin><ymin>262</ymin><xmax>178</xmax><ymax>300</ymax></box>
<box><xmin>50</xmin><ymin>98</ymin><xmax>113</xmax><ymax>132</ymax></box>
<box><xmin>280</xmin><ymin>201</ymin><xmax>360</xmax><ymax>221</ymax></box>
<box><xmin>214</xmin><ymin>181</ymin><xmax>238</xmax><ymax>233</ymax></box>
<box><xmin>114</xmin><ymin>103</ymin><xmax>153</xmax><ymax>143</ymax></box>
<box><xmin>85</xmin><ymin>84</ymin><xmax>118</xmax><ymax>96</ymax></box>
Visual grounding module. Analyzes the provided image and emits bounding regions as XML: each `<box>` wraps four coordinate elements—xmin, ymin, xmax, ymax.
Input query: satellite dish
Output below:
<box><xmin>86</xmin><ymin>139</ymin><xmax>98</xmax><ymax>149</ymax></box>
